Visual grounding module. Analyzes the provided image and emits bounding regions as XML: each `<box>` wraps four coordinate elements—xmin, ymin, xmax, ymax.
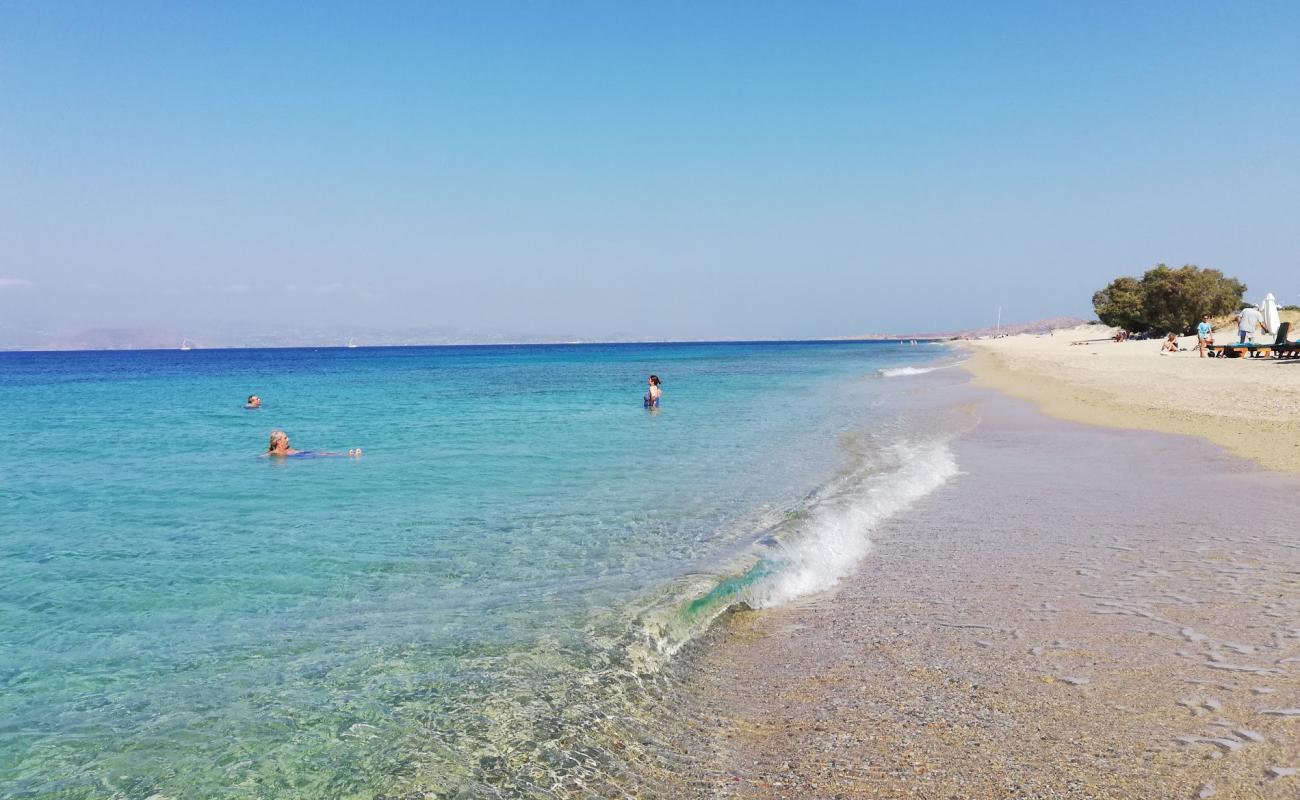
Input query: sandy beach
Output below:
<box><xmin>963</xmin><ymin>320</ymin><xmax>1300</xmax><ymax>473</ymax></box>
<box><xmin>659</xmin><ymin>368</ymin><xmax>1300</xmax><ymax>799</ymax></box>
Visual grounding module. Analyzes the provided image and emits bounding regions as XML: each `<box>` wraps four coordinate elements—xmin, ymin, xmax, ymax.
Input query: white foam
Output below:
<box><xmin>878</xmin><ymin>360</ymin><xmax>965</xmax><ymax>377</ymax></box>
<box><xmin>744</xmin><ymin>440</ymin><xmax>959</xmax><ymax>608</ymax></box>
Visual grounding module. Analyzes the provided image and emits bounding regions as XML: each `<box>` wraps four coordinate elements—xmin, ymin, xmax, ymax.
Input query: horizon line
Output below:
<box><xmin>0</xmin><ymin>335</ymin><xmax>955</xmax><ymax>355</ymax></box>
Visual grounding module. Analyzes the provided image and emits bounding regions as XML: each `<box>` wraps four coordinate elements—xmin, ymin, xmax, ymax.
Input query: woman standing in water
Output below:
<box><xmin>644</xmin><ymin>375</ymin><xmax>662</xmax><ymax>409</ymax></box>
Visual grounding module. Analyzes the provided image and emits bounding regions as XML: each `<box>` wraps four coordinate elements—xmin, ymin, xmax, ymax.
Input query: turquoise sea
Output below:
<box><xmin>0</xmin><ymin>341</ymin><xmax>959</xmax><ymax>798</ymax></box>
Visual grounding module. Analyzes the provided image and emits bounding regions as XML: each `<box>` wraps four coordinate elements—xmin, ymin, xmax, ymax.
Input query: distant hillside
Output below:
<box><xmin>3</xmin><ymin>316</ymin><xmax>1097</xmax><ymax>351</ymax></box>
<box><xmin>928</xmin><ymin>316</ymin><xmax>1092</xmax><ymax>339</ymax></box>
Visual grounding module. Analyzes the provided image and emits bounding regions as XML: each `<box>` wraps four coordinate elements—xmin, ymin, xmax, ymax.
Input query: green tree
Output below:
<box><xmin>1092</xmin><ymin>276</ymin><xmax>1145</xmax><ymax>331</ymax></box>
<box><xmin>1092</xmin><ymin>264</ymin><xmax>1245</xmax><ymax>334</ymax></box>
<box><xmin>1140</xmin><ymin>264</ymin><xmax>1245</xmax><ymax>334</ymax></box>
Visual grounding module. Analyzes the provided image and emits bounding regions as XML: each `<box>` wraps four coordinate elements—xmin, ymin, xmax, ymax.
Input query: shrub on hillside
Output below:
<box><xmin>1092</xmin><ymin>265</ymin><xmax>1245</xmax><ymax>335</ymax></box>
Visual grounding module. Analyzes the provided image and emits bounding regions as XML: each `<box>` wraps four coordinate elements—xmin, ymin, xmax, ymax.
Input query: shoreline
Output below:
<box><xmin>657</xmin><ymin>372</ymin><xmax>1300</xmax><ymax>798</ymax></box>
<box><xmin>960</xmin><ymin>331</ymin><xmax>1300</xmax><ymax>474</ymax></box>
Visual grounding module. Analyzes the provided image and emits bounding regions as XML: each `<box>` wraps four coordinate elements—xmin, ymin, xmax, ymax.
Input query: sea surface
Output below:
<box><xmin>0</xmin><ymin>341</ymin><xmax>960</xmax><ymax>798</ymax></box>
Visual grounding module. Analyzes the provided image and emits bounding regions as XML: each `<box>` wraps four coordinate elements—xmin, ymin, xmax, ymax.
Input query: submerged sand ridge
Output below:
<box><xmin>661</xmin><ymin>387</ymin><xmax>1300</xmax><ymax>799</ymax></box>
<box><xmin>963</xmin><ymin>323</ymin><xmax>1300</xmax><ymax>472</ymax></box>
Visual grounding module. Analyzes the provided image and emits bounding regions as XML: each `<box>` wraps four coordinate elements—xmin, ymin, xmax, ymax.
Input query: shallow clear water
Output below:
<box><xmin>0</xmin><ymin>341</ymin><xmax>952</xmax><ymax>798</ymax></box>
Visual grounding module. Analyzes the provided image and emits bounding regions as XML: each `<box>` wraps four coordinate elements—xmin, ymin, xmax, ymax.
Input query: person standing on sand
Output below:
<box><xmin>1197</xmin><ymin>315</ymin><xmax>1214</xmax><ymax>358</ymax></box>
<box><xmin>1236</xmin><ymin>304</ymin><xmax>1265</xmax><ymax>344</ymax></box>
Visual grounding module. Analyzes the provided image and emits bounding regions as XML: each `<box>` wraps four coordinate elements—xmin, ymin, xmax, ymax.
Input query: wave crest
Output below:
<box><xmin>743</xmin><ymin>440</ymin><xmax>959</xmax><ymax>608</ymax></box>
<box><xmin>878</xmin><ymin>360</ymin><xmax>965</xmax><ymax>377</ymax></box>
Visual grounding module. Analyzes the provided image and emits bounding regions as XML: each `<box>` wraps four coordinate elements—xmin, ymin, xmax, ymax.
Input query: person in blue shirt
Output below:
<box><xmin>1196</xmin><ymin>315</ymin><xmax>1214</xmax><ymax>358</ymax></box>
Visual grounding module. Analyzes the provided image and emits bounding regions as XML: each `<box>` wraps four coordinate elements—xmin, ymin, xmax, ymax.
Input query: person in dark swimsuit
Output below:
<box><xmin>644</xmin><ymin>375</ymin><xmax>662</xmax><ymax>408</ymax></box>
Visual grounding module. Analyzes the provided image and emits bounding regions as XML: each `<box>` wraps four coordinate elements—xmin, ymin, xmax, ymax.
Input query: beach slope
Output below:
<box><xmin>668</xmin><ymin>385</ymin><xmax>1300</xmax><ymax>799</ymax></box>
<box><xmin>964</xmin><ymin>324</ymin><xmax>1300</xmax><ymax>472</ymax></box>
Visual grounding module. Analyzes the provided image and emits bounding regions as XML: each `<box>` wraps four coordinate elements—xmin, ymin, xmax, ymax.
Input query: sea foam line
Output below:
<box><xmin>878</xmin><ymin>360</ymin><xmax>967</xmax><ymax>378</ymax></box>
<box><xmin>743</xmin><ymin>439</ymin><xmax>959</xmax><ymax>608</ymax></box>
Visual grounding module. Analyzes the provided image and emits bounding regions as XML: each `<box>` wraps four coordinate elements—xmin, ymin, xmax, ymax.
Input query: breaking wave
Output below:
<box><xmin>879</xmin><ymin>361</ymin><xmax>966</xmax><ymax>378</ymax></box>
<box><xmin>744</xmin><ymin>439</ymin><xmax>959</xmax><ymax>608</ymax></box>
<box><xmin>632</xmin><ymin>437</ymin><xmax>960</xmax><ymax>668</ymax></box>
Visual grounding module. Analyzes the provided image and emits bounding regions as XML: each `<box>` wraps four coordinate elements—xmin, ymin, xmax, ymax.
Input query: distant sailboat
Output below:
<box><xmin>347</xmin><ymin>338</ymin><xmax>358</xmax><ymax>349</ymax></box>
<box><xmin>179</xmin><ymin>339</ymin><xmax>192</xmax><ymax>351</ymax></box>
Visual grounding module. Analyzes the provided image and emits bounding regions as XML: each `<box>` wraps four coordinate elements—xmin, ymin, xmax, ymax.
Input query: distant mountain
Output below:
<box><xmin>0</xmin><ymin>317</ymin><xmax>1094</xmax><ymax>351</ymax></box>
<box><xmin>921</xmin><ymin>316</ymin><xmax>1092</xmax><ymax>339</ymax></box>
<box><xmin>0</xmin><ymin>324</ymin><xmax>582</xmax><ymax>351</ymax></box>
<box><xmin>41</xmin><ymin>328</ymin><xmax>185</xmax><ymax>351</ymax></box>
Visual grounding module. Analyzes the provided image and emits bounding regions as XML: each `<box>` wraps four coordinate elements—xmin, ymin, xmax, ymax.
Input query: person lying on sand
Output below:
<box><xmin>265</xmin><ymin>430</ymin><xmax>361</xmax><ymax>458</ymax></box>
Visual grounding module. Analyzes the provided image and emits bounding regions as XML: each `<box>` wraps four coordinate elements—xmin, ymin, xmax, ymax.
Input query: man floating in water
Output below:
<box><xmin>265</xmin><ymin>430</ymin><xmax>361</xmax><ymax>458</ymax></box>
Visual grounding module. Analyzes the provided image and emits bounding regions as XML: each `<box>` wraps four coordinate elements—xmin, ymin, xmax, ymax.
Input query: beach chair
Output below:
<box><xmin>1210</xmin><ymin>322</ymin><xmax>1290</xmax><ymax>358</ymax></box>
<box><xmin>1272</xmin><ymin>326</ymin><xmax>1300</xmax><ymax>359</ymax></box>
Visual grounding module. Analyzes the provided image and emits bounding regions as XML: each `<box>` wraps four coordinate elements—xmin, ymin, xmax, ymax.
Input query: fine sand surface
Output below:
<box><xmin>662</xmin><ymin>386</ymin><xmax>1300</xmax><ymax>799</ymax></box>
<box><xmin>963</xmin><ymin>321</ymin><xmax>1300</xmax><ymax>473</ymax></box>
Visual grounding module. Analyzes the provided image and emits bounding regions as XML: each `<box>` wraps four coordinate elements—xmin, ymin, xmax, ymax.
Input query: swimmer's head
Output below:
<box><xmin>648</xmin><ymin>374</ymin><xmax>660</xmax><ymax>386</ymax></box>
<box><xmin>268</xmin><ymin>430</ymin><xmax>290</xmax><ymax>453</ymax></box>
<box><xmin>246</xmin><ymin>395</ymin><xmax>261</xmax><ymax>407</ymax></box>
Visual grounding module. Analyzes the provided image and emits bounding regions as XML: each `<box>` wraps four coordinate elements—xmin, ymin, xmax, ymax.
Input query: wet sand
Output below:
<box><xmin>664</xmin><ymin>385</ymin><xmax>1300</xmax><ymax>799</ymax></box>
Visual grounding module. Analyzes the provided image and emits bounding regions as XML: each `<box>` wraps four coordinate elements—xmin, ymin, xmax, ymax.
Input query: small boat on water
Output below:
<box><xmin>180</xmin><ymin>339</ymin><xmax>192</xmax><ymax>351</ymax></box>
<box><xmin>347</xmin><ymin>338</ymin><xmax>358</xmax><ymax>348</ymax></box>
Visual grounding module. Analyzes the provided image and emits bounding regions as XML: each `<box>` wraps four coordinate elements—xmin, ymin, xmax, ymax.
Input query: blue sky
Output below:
<box><xmin>1</xmin><ymin>1</ymin><xmax>1297</xmax><ymax>343</ymax></box>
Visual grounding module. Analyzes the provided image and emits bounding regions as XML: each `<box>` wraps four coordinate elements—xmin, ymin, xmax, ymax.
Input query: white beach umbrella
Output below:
<box><xmin>1262</xmin><ymin>292</ymin><xmax>1280</xmax><ymax>335</ymax></box>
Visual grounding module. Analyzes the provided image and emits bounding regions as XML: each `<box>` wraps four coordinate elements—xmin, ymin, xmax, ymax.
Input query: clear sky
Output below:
<box><xmin>2</xmin><ymin>1</ymin><xmax>1297</xmax><ymax>344</ymax></box>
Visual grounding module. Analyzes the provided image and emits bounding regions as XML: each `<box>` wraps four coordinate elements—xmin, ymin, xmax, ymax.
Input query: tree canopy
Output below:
<box><xmin>1092</xmin><ymin>265</ymin><xmax>1246</xmax><ymax>334</ymax></box>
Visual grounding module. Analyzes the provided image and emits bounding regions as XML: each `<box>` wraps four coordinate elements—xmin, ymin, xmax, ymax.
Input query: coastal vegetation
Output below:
<box><xmin>1092</xmin><ymin>264</ymin><xmax>1246</xmax><ymax>334</ymax></box>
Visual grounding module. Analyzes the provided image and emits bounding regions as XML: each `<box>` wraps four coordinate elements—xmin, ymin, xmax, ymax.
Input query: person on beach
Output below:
<box><xmin>1159</xmin><ymin>333</ymin><xmax>1180</xmax><ymax>354</ymax></box>
<box><xmin>245</xmin><ymin>395</ymin><xmax>261</xmax><ymax>409</ymax></box>
<box><xmin>265</xmin><ymin>430</ymin><xmax>361</xmax><ymax>458</ymax></box>
<box><xmin>1235</xmin><ymin>304</ymin><xmax>1265</xmax><ymax>344</ymax></box>
<box><xmin>644</xmin><ymin>375</ymin><xmax>662</xmax><ymax>408</ymax></box>
<box><xmin>1197</xmin><ymin>315</ymin><xmax>1214</xmax><ymax>358</ymax></box>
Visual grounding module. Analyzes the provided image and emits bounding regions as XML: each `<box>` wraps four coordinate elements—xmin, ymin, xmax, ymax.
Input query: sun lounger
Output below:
<box><xmin>1210</xmin><ymin>322</ymin><xmax>1290</xmax><ymax>358</ymax></box>
<box><xmin>1272</xmin><ymin>330</ymin><xmax>1300</xmax><ymax>359</ymax></box>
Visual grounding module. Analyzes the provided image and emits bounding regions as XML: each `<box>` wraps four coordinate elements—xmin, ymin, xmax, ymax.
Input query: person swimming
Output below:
<box><xmin>245</xmin><ymin>395</ymin><xmax>261</xmax><ymax>409</ymax></box>
<box><xmin>265</xmin><ymin>430</ymin><xmax>361</xmax><ymax>458</ymax></box>
<box><xmin>644</xmin><ymin>374</ymin><xmax>662</xmax><ymax>408</ymax></box>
